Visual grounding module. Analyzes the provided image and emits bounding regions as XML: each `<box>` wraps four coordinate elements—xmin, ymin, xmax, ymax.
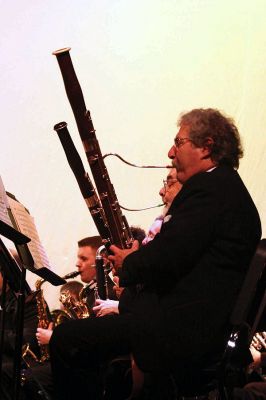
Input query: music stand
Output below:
<box><xmin>0</xmin><ymin>220</ymin><xmax>30</xmax><ymax>246</ymax></box>
<box><xmin>0</xmin><ymin>220</ymin><xmax>66</xmax><ymax>400</ymax></box>
<box><xmin>0</xmin><ymin>219</ymin><xmax>30</xmax><ymax>399</ymax></box>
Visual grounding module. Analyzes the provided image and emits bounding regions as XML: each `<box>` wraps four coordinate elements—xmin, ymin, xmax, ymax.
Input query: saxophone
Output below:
<box><xmin>21</xmin><ymin>278</ymin><xmax>51</xmax><ymax>368</ymax></box>
<box><xmin>23</xmin><ymin>271</ymin><xmax>82</xmax><ymax>368</ymax></box>
<box><xmin>35</xmin><ymin>278</ymin><xmax>51</xmax><ymax>362</ymax></box>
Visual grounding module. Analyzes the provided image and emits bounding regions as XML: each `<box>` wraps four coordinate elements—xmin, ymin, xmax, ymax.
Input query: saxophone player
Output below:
<box><xmin>36</xmin><ymin>235</ymin><xmax>118</xmax><ymax>346</ymax></box>
<box><xmin>24</xmin><ymin>278</ymin><xmax>89</xmax><ymax>400</ymax></box>
<box><xmin>26</xmin><ymin>236</ymin><xmax>108</xmax><ymax>400</ymax></box>
<box><xmin>30</xmin><ymin>236</ymin><xmax>118</xmax><ymax>399</ymax></box>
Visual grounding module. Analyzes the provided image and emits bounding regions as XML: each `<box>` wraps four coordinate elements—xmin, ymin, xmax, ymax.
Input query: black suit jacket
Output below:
<box><xmin>119</xmin><ymin>165</ymin><xmax>261</xmax><ymax>372</ymax></box>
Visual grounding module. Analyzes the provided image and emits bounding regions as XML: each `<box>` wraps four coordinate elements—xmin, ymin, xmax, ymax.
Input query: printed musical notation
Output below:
<box><xmin>7</xmin><ymin>196</ymin><xmax>51</xmax><ymax>270</ymax></box>
<box><xmin>0</xmin><ymin>175</ymin><xmax>13</xmax><ymax>227</ymax></box>
<box><xmin>0</xmin><ymin>175</ymin><xmax>51</xmax><ymax>270</ymax></box>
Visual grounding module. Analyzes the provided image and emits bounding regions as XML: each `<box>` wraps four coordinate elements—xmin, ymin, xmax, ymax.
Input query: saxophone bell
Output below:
<box><xmin>50</xmin><ymin>309</ymin><xmax>71</xmax><ymax>326</ymax></box>
<box><xmin>59</xmin><ymin>287</ymin><xmax>90</xmax><ymax>319</ymax></box>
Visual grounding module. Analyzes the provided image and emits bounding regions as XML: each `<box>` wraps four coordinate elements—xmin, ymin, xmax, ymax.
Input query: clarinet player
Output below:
<box><xmin>49</xmin><ymin>108</ymin><xmax>261</xmax><ymax>400</ymax></box>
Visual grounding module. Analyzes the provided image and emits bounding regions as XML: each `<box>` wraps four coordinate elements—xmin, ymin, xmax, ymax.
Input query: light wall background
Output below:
<box><xmin>1</xmin><ymin>0</ymin><xmax>266</xmax><ymax>310</ymax></box>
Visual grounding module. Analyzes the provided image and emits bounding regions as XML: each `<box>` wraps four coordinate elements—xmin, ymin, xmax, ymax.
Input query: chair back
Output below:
<box><xmin>217</xmin><ymin>239</ymin><xmax>266</xmax><ymax>399</ymax></box>
<box><xmin>229</xmin><ymin>238</ymin><xmax>266</xmax><ymax>343</ymax></box>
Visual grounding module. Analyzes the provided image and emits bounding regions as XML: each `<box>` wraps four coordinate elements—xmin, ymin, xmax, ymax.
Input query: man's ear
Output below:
<box><xmin>201</xmin><ymin>137</ymin><xmax>214</xmax><ymax>159</ymax></box>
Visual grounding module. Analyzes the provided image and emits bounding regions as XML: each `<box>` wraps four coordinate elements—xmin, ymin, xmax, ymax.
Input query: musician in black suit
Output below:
<box><xmin>50</xmin><ymin>108</ymin><xmax>261</xmax><ymax>399</ymax></box>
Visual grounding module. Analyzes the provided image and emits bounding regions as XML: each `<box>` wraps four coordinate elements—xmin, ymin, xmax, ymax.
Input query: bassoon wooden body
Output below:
<box><xmin>53</xmin><ymin>47</ymin><xmax>133</xmax><ymax>250</ymax></box>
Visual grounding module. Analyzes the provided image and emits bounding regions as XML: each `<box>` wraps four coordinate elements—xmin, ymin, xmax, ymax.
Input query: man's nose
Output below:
<box><xmin>159</xmin><ymin>186</ymin><xmax>165</xmax><ymax>197</ymax></box>
<box><xmin>168</xmin><ymin>145</ymin><xmax>176</xmax><ymax>159</ymax></box>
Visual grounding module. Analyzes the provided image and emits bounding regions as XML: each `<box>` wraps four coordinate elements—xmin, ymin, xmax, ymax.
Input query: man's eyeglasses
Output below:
<box><xmin>163</xmin><ymin>179</ymin><xmax>179</xmax><ymax>191</ymax></box>
<box><xmin>174</xmin><ymin>137</ymin><xmax>192</xmax><ymax>148</ymax></box>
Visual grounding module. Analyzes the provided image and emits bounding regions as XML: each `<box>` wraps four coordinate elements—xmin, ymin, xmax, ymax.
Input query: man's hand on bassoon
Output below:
<box><xmin>108</xmin><ymin>240</ymin><xmax>139</xmax><ymax>272</ymax></box>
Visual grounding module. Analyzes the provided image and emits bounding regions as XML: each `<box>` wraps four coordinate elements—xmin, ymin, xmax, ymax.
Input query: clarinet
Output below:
<box><xmin>53</xmin><ymin>47</ymin><xmax>133</xmax><ymax>249</ymax></box>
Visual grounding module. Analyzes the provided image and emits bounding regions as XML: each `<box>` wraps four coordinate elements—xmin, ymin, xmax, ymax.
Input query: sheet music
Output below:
<box><xmin>0</xmin><ymin>175</ymin><xmax>13</xmax><ymax>226</ymax></box>
<box><xmin>7</xmin><ymin>195</ymin><xmax>51</xmax><ymax>270</ymax></box>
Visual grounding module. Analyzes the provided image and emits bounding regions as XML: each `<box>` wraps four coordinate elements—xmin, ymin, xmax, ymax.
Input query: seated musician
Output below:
<box><xmin>142</xmin><ymin>167</ymin><xmax>182</xmax><ymax>245</ymax></box>
<box><xmin>37</xmin><ymin>234</ymin><xmax>122</xmax><ymax>346</ymax></box>
<box><xmin>49</xmin><ymin>108</ymin><xmax>261</xmax><ymax>400</ymax></box>
<box><xmin>93</xmin><ymin>173</ymin><xmax>181</xmax><ymax>398</ymax></box>
<box><xmin>23</xmin><ymin>281</ymin><xmax>87</xmax><ymax>400</ymax></box>
<box><xmin>95</xmin><ymin>175</ymin><xmax>181</xmax><ymax>316</ymax></box>
<box><xmin>32</xmin><ymin>236</ymin><xmax>121</xmax><ymax>399</ymax></box>
<box><xmin>24</xmin><ymin>275</ymin><xmax>95</xmax><ymax>400</ymax></box>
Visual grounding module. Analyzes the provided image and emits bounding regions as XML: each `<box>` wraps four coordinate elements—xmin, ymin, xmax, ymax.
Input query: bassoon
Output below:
<box><xmin>52</xmin><ymin>47</ymin><xmax>133</xmax><ymax>249</ymax></box>
<box><xmin>54</xmin><ymin>121</ymin><xmax>112</xmax><ymax>248</ymax></box>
